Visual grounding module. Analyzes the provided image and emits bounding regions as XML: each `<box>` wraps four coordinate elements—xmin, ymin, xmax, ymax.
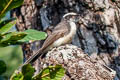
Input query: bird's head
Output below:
<box><xmin>63</xmin><ymin>12</ymin><xmax>80</xmax><ymax>23</ymax></box>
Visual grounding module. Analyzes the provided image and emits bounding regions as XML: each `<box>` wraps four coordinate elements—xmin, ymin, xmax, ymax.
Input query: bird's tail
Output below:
<box><xmin>23</xmin><ymin>48</ymin><xmax>43</xmax><ymax>65</ymax></box>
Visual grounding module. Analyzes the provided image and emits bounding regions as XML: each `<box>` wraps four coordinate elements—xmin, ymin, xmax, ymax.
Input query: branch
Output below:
<box><xmin>39</xmin><ymin>44</ymin><xmax>116</xmax><ymax>80</ymax></box>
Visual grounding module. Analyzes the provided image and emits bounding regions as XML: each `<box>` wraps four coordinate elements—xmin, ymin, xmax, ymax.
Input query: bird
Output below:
<box><xmin>23</xmin><ymin>12</ymin><xmax>79</xmax><ymax>65</ymax></box>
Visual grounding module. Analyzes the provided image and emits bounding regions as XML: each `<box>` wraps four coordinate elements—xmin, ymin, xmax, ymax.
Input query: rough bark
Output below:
<box><xmin>40</xmin><ymin>44</ymin><xmax>116</xmax><ymax>80</ymax></box>
<box><xmin>11</xmin><ymin>0</ymin><xmax>120</xmax><ymax>80</ymax></box>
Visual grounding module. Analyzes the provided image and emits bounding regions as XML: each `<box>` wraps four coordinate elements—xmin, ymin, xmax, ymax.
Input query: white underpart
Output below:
<box><xmin>46</xmin><ymin>21</ymin><xmax>77</xmax><ymax>51</ymax></box>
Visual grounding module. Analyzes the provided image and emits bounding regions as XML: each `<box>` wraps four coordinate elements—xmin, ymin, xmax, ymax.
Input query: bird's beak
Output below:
<box><xmin>74</xmin><ymin>15</ymin><xmax>80</xmax><ymax>23</ymax></box>
<box><xmin>75</xmin><ymin>18</ymin><xmax>80</xmax><ymax>23</ymax></box>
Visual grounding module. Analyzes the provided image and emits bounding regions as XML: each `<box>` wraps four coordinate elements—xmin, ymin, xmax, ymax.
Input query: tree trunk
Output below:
<box><xmin>11</xmin><ymin>0</ymin><xmax>120</xmax><ymax>80</ymax></box>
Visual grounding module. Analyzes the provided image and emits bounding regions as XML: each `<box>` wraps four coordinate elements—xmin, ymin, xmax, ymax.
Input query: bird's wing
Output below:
<box><xmin>41</xmin><ymin>20</ymin><xmax>69</xmax><ymax>50</ymax></box>
<box><xmin>41</xmin><ymin>30</ymin><xmax>67</xmax><ymax>50</ymax></box>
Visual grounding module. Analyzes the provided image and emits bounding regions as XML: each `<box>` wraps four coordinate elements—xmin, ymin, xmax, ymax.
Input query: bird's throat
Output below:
<box><xmin>68</xmin><ymin>21</ymin><xmax>77</xmax><ymax>38</ymax></box>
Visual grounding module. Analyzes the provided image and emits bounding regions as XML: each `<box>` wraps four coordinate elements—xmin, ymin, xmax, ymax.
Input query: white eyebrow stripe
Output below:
<box><xmin>63</xmin><ymin>12</ymin><xmax>77</xmax><ymax>18</ymax></box>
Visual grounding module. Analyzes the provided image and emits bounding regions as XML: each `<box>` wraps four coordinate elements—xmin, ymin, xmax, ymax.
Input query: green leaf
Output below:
<box><xmin>18</xmin><ymin>29</ymin><xmax>47</xmax><ymax>43</ymax></box>
<box><xmin>0</xmin><ymin>18</ymin><xmax>16</xmax><ymax>35</ymax></box>
<box><xmin>10</xmin><ymin>64</ymin><xmax>35</xmax><ymax>80</ymax></box>
<box><xmin>10</xmin><ymin>70</ymin><xmax>23</xmax><ymax>80</ymax></box>
<box><xmin>0</xmin><ymin>0</ymin><xmax>24</xmax><ymax>18</ymax></box>
<box><xmin>22</xmin><ymin>64</ymin><xmax>35</xmax><ymax>80</ymax></box>
<box><xmin>33</xmin><ymin>65</ymin><xmax>65</xmax><ymax>80</ymax></box>
<box><xmin>0</xmin><ymin>60</ymin><xmax>7</xmax><ymax>75</ymax></box>
<box><xmin>0</xmin><ymin>32</ymin><xmax>27</xmax><ymax>47</ymax></box>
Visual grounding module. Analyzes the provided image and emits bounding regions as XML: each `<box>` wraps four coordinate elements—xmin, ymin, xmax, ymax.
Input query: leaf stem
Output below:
<box><xmin>0</xmin><ymin>0</ymin><xmax>13</xmax><ymax>17</ymax></box>
<box><xmin>41</xmin><ymin>73</ymin><xmax>50</xmax><ymax>78</ymax></box>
